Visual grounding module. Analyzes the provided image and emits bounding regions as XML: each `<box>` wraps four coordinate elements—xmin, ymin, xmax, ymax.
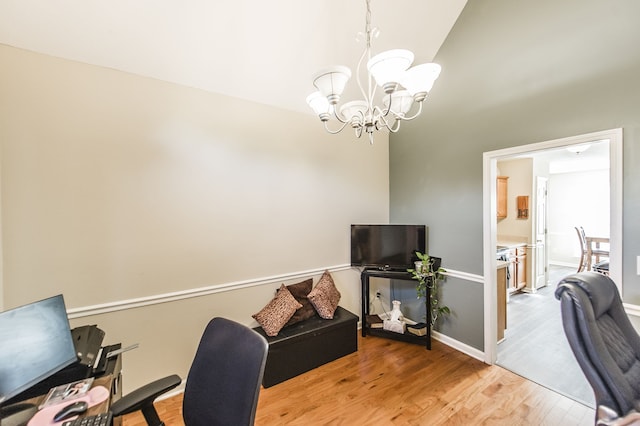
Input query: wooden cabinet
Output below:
<box><xmin>506</xmin><ymin>245</ymin><xmax>527</xmax><ymax>293</ymax></box>
<box><xmin>497</xmin><ymin>176</ymin><xmax>508</xmax><ymax>219</ymax></box>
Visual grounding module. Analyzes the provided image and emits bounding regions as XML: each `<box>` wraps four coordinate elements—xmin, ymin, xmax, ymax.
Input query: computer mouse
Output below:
<box><xmin>52</xmin><ymin>401</ymin><xmax>88</xmax><ymax>422</ymax></box>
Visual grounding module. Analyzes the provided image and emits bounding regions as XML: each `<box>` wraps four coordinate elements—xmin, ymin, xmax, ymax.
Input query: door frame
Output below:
<box><xmin>482</xmin><ymin>128</ymin><xmax>623</xmax><ymax>364</ymax></box>
<box><xmin>532</xmin><ymin>176</ymin><xmax>549</xmax><ymax>290</ymax></box>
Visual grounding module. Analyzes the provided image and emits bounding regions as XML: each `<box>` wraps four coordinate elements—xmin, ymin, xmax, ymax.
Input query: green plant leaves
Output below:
<box><xmin>407</xmin><ymin>252</ymin><xmax>449</xmax><ymax>327</ymax></box>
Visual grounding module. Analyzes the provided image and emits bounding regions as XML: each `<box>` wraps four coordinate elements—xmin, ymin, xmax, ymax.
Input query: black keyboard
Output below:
<box><xmin>62</xmin><ymin>412</ymin><xmax>112</xmax><ymax>426</ymax></box>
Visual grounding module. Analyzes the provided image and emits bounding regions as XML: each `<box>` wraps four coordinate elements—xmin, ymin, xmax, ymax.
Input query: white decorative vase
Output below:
<box><xmin>384</xmin><ymin>300</ymin><xmax>406</xmax><ymax>334</ymax></box>
<box><xmin>390</xmin><ymin>300</ymin><xmax>403</xmax><ymax>322</ymax></box>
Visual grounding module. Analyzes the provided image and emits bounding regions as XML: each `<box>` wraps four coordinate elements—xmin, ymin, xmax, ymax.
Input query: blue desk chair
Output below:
<box><xmin>110</xmin><ymin>317</ymin><xmax>268</xmax><ymax>426</ymax></box>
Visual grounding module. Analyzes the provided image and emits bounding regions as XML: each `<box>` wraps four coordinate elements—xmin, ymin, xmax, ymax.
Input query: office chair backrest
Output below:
<box><xmin>182</xmin><ymin>317</ymin><xmax>268</xmax><ymax>426</ymax></box>
<box><xmin>555</xmin><ymin>272</ymin><xmax>640</xmax><ymax>419</ymax></box>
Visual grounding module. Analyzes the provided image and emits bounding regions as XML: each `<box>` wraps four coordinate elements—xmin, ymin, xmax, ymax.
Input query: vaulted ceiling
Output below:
<box><xmin>0</xmin><ymin>0</ymin><xmax>467</xmax><ymax>114</ymax></box>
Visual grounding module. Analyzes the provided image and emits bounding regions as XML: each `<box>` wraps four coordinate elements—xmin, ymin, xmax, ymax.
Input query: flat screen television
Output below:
<box><xmin>0</xmin><ymin>295</ymin><xmax>77</xmax><ymax>406</ymax></box>
<box><xmin>351</xmin><ymin>224</ymin><xmax>426</xmax><ymax>270</ymax></box>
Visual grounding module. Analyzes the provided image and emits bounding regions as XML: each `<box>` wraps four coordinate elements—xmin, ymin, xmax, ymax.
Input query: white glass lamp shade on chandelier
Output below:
<box><xmin>306</xmin><ymin>0</ymin><xmax>441</xmax><ymax>144</ymax></box>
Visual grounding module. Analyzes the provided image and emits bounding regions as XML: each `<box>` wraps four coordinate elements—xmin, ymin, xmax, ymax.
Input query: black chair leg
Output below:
<box><xmin>141</xmin><ymin>405</ymin><xmax>163</xmax><ymax>426</ymax></box>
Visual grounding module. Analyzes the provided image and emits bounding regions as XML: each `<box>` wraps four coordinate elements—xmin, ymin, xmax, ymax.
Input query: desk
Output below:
<box><xmin>35</xmin><ymin>375</ymin><xmax>114</xmax><ymax>416</ymax></box>
<box><xmin>3</xmin><ymin>376</ymin><xmax>118</xmax><ymax>426</ymax></box>
<box><xmin>360</xmin><ymin>269</ymin><xmax>431</xmax><ymax>350</ymax></box>
<box><xmin>3</xmin><ymin>346</ymin><xmax>123</xmax><ymax>426</ymax></box>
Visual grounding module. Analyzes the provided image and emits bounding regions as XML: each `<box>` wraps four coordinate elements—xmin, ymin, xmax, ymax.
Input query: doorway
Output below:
<box><xmin>494</xmin><ymin>143</ymin><xmax>609</xmax><ymax>406</ymax></box>
<box><xmin>482</xmin><ymin>129</ymin><xmax>623</xmax><ymax>399</ymax></box>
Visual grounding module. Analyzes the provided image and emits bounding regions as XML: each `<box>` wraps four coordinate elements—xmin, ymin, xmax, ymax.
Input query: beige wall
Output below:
<box><xmin>496</xmin><ymin>158</ymin><xmax>533</xmax><ymax>242</ymax></box>
<box><xmin>0</xmin><ymin>44</ymin><xmax>389</xmax><ymax>392</ymax></box>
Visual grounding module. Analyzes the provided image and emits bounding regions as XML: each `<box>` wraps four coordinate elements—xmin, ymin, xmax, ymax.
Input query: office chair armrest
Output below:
<box><xmin>110</xmin><ymin>374</ymin><xmax>181</xmax><ymax>417</ymax></box>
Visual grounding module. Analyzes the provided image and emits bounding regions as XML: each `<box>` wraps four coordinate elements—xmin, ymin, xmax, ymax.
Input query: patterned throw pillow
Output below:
<box><xmin>252</xmin><ymin>284</ymin><xmax>302</xmax><ymax>336</ymax></box>
<box><xmin>285</xmin><ymin>278</ymin><xmax>316</xmax><ymax>326</ymax></box>
<box><xmin>308</xmin><ymin>270</ymin><xmax>341</xmax><ymax>319</ymax></box>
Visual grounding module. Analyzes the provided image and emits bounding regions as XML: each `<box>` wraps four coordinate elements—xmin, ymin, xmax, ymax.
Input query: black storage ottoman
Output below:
<box><xmin>253</xmin><ymin>306</ymin><xmax>358</xmax><ymax>387</ymax></box>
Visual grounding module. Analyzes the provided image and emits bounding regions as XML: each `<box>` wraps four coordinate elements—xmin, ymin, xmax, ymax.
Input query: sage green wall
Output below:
<box><xmin>390</xmin><ymin>0</ymin><xmax>640</xmax><ymax>350</ymax></box>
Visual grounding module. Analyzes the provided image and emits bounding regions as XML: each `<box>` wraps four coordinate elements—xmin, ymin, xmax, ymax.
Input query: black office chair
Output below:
<box><xmin>110</xmin><ymin>317</ymin><xmax>269</xmax><ymax>426</ymax></box>
<box><xmin>555</xmin><ymin>272</ymin><xmax>640</xmax><ymax>425</ymax></box>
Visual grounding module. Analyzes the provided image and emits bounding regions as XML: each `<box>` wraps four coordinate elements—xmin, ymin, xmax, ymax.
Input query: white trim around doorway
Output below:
<box><xmin>481</xmin><ymin>128</ymin><xmax>623</xmax><ymax>365</ymax></box>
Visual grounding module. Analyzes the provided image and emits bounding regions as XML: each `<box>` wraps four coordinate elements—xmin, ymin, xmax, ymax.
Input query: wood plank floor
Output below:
<box><xmin>121</xmin><ymin>335</ymin><xmax>595</xmax><ymax>425</ymax></box>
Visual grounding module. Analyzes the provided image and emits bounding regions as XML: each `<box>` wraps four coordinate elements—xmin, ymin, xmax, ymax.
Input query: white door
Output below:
<box><xmin>534</xmin><ymin>177</ymin><xmax>548</xmax><ymax>289</ymax></box>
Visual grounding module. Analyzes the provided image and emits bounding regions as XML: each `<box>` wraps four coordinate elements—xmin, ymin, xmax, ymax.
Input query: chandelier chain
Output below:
<box><xmin>365</xmin><ymin>0</ymin><xmax>372</xmax><ymax>49</ymax></box>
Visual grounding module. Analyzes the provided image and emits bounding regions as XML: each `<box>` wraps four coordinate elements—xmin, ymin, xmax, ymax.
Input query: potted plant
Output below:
<box><xmin>407</xmin><ymin>252</ymin><xmax>449</xmax><ymax>327</ymax></box>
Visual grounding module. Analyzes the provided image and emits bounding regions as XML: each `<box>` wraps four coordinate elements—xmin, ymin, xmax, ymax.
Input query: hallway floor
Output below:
<box><xmin>496</xmin><ymin>265</ymin><xmax>595</xmax><ymax>407</ymax></box>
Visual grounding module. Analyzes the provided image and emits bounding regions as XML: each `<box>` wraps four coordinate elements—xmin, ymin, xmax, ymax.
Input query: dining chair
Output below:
<box><xmin>575</xmin><ymin>226</ymin><xmax>609</xmax><ymax>272</ymax></box>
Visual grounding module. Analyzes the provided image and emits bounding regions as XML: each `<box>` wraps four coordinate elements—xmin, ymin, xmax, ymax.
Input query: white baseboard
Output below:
<box><xmin>156</xmin><ymin>386</ymin><xmax>184</xmax><ymax>402</ymax></box>
<box><xmin>432</xmin><ymin>330</ymin><xmax>485</xmax><ymax>362</ymax></box>
<box><xmin>624</xmin><ymin>303</ymin><xmax>640</xmax><ymax>318</ymax></box>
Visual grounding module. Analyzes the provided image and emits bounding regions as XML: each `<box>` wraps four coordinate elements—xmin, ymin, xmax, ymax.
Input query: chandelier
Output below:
<box><xmin>306</xmin><ymin>0</ymin><xmax>441</xmax><ymax>144</ymax></box>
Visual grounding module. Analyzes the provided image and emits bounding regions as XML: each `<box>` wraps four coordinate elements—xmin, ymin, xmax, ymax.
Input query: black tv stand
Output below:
<box><xmin>375</xmin><ymin>265</ymin><xmax>405</xmax><ymax>272</ymax></box>
<box><xmin>360</xmin><ymin>269</ymin><xmax>432</xmax><ymax>350</ymax></box>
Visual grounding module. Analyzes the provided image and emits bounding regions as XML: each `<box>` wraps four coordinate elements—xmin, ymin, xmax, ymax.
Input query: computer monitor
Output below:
<box><xmin>0</xmin><ymin>295</ymin><xmax>78</xmax><ymax>405</ymax></box>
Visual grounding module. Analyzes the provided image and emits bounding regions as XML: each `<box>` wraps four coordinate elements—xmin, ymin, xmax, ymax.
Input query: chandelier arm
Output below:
<box><xmin>365</xmin><ymin>52</ymin><xmax>379</xmax><ymax>111</ymax></box>
<box><xmin>355</xmin><ymin>46</ymin><xmax>370</xmax><ymax>103</ymax></box>
<box><xmin>380</xmin><ymin>92</ymin><xmax>394</xmax><ymax>118</ymax></box>
<box><xmin>354</xmin><ymin>50</ymin><xmax>379</xmax><ymax>113</ymax></box>
<box><xmin>388</xmin><ymin>119</ymin><xmax>402</xmax><ymax>133</ymax></box>
<box><xmin>332</xmin><ymin>107</ymin><xmax>350</xmax><ymax>124</ymax></box>
<box><xmin>377</xmin><ymin>114</ymin><xmax>401</xmax><ymax>133</ymax></box>
<box><xmin>371</xmin><ymin>104</ymin><xmax>396</xmax><ymax>125</ymax></box>
<box><xmin>323</xmin><ymin>120</ymin><xmax>351</xmax><ymax>135</ymax></box>
<box><xmin>371</xmin><ymin>104</ymin><xmax>386</xmax><ymax>117</ymax></box>
<box><xmin>375</xmin><ymin>110</ymin><xmax>398</xmax><ymax>132</ymax></box>
<box><xmin>399</xmin><ymin>101</ymin><xmax>424</xmax><ymax>121</ymax></box>
<box><xmin>355</xmin><ymin>110</ymin><xmax>367</xmax><ymax>128</ymax></box>
<box><xmin>364</xmin><ymin>49</ymin><xmax>379</xmax><ymax>111</ymax></box>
